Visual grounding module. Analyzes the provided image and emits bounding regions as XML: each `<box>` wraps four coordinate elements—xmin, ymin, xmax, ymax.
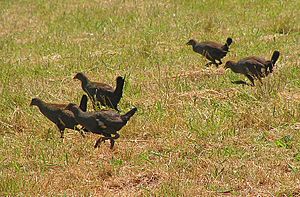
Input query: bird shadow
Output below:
<box><xmin>231</xmin><ymin>80</ymin><xmax>251</xmax><ymax>86</ymax></box>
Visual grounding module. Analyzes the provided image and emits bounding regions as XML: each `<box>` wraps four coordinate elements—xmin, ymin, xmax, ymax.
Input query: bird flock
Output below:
<box><xmin>30</xmin><ymin>73</ymin><xmax>136</xmax><ymax>149</ymax></box>
<box><xmin>30</xmin><ymin>37</ymin><xmax>280</xmax><ymax>149</ymax></box>
<box><xmin>187</xmin><ymin>37</ymin><xmax>280</xmax><ymax>86</ymax></box>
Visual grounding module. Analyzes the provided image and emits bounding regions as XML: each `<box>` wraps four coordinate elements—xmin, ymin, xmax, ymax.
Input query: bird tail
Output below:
<box><xmin>79</xmin><ymin>94</ymin><xmax>88</xmax><ymax>112</ymax></box>
<box><xmin>271</xmin><ymin>51</ymin><xmax>280</xmax><ymax>65</ymax></box>
<box><xmin>121</xmin><ymin>107</ymin><xmax>137</xmax><ymax>122</ymax></box>
<box><xmin>222</xmin><ymin>37</ymin><xmax>233</xmax><ymax>52</ymax></box>
<box><xmin>268</xmin><ymin>50</ymin><xmax>280</xmax><ymax>73</ymax></box>
<box><xmin>113</xmin><ymin>76</ymin><xmax>125</xmax><ymax>105</ymax></box>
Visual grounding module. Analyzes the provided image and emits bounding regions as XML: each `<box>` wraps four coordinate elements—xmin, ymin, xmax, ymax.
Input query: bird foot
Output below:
<box><xmin>110</xmin><ymin>140</ymin><xmax>115</xmax><ymax>149</ymax></box>
<box><xmin>80</xmin><ymin>133</ymin><xmax>85</xmax><ymax>138</ymax></box>
<box><xmin>205</xmin><ymin>62</ymin><xmax>213</xmax><ymax>67</ymax></box>
<box><xmin>94</xmin><ymin>137</ymin><xmax>116</xmax><ymax>149</ymax></box>
<box><xmin>78</xmin><ymin>130</ymin><xmax>85</xmax><ymax>138</ymax></box>
<box><xmin>61</xmin><ymin>136</ymin><xmax>65</xmax><ymax>143</ymax></box>
<box><xmin>94</xmin><ymin>138</ymin><xmax>104</xmax><ymax>148</ymax></box>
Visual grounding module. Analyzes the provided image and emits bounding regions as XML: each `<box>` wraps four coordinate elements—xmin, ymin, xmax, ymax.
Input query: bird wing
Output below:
<box><xmin>91</xmin><ymin>82</ymin><xmax>114</xmax><ymax>92</ymax></box>
<box><xmin>83</xmin><ymin>84</ymin><xmax>98</xmax><ymax>103</ymax></box>
<box><xmin>200</xmin><ymin>41</ymin><xmax>223</xmax><ymax>49</ymax></box>
<box><xmin>242</xmin><ymin>56</ymin><xmax>267</xmax><ymax>65</ymax></box>
<box><xmin>243</xmin><ymin>60</ymin><xmax>266</xmax><ymax>78</ymax></box>
<box><xmin>48</xmin><ymin>103</ymin><xmax>67</xmax><ymax>109</ymax></box>
<box><xmin>95</xmin><ymin>110</ymin><xmax>123</xmax><ymax>124</ymax></box>
<box><xmin>202</xmin><ymin>44</ymin><xmax>227</xmax><ymax>59</ymax></box>
<box><xmin>95</xmin><ymin>119</ymin><xmax>107</xmax><ymax>129</ymax></box>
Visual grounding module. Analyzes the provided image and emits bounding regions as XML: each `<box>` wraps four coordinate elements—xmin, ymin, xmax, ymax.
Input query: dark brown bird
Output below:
<box><xmin>30</xmin><ymin>95</ymin><xmax>88</xmax><ymax>138</ymax></box>
<box><xmin>66</xmin><ymin>103</ymin><xmax>137</xmax><ymax>149</ymax></box>
<box><xmin>186</xmin><ymin>37</ymin><xmax>233</xmax><ymax>67</ymax></box>
<box><xmin>224</xmin><ymin>51</ymin><xmax>280</xmax><ymax>86</ymax></box>
<box><xmin>73</xmin><ymin>73</ymin><xmax>125</xmax><ymax>112</ymax></box>
<box><xmin>242</xmin><ymin>50</ymin><xmax>280</xmax><ymax>74</ymax></box>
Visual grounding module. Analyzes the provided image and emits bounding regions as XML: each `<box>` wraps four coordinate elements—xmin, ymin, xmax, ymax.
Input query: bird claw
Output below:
<box><xmin>110</xmin><ymin>140</ymin><xmax>115</xmax><ymax>149</ymax></box>
<box><xmin>94</xmin><ymin>137</ymin><xmax>108</xmax><ymax>148</ymax></box>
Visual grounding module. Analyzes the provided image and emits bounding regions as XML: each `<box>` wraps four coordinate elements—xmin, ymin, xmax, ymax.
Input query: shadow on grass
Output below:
<box><xmin>231</xmin><ymin>80</ymin><xmax>251</xmax><ymax>86</ymax></box>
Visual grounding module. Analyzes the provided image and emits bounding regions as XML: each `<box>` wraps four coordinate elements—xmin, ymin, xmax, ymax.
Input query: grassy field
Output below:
<box><xmin>0</xmin><ymin>0</ymin><xmax>300</xmax><ymax>196</ymax></box>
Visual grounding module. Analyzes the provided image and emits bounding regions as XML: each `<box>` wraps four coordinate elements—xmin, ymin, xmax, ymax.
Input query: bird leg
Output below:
<box><xmin>257</xmin><ymin>77</ymin><xmax>263</xmax><ymax>85</ymax></box>
<box><xmin>94</xmin><ymin>133</ymin><xmax>112</xmax><ymax>148</ymax></box>
<box><xmin>74</xmin><ymin>126</ymin><xmax>86</xmax><ymax>138</ymax></box>
<box><xmin>79</xmin><ymin>131</ymin><xmax>85</xmax><ymax>138</ymax></box>
<box><xmin>217</xmin><ymin>59</ymin><xmax>223</xmax><ymax>65</ymax></box>
<box><xmin>94</xmin><ymin>137</ymin><xmax>106</xmax><ymax>148</ymax></box>
<box><xmin>205</xmin><ymin>60</ymin><xmax>219</xmax><ymax>67</ymax></box>
<box><xmin>110</xmin><ymin>140</ymin><xmax>115</xmax><ymax>149</ymax></box>
<box><xmin>94</xmin><ymin>133</ymin><xmax>120</xmax><ymax>149</ymax></box>
<box><xmin>203</xmin><ymin>50</ymin><xmax>219</xmax><ymax>67</ymax></box>
<box><xmin>78</xmin><ymin>128</ymin><xmax>85</xmax><ymax>138</ymax></box>
<box><xmin>245</xmin><ymin>74</ymin><xmax>255</xmax><ymax>86</ymax></box>
<box><xmin>90</xmin><ymin>93</ymin><xmax>102</xmax><ymax>111</ymax></box>
<box><xmin>57</xmin><ymin>118</ymin><xmax>65</xmax><ymax>138</ymax></box>
<box><xmin>205</xmin><ymin>61</ymin><xmax>214</xmax><ymax>67</ymax></box>
<box><xmin>59</xmin><ymin>131</ymin><xmax>64</xmax><ymax>138</ymax></box>
<box><xmin>213</xmin><ymin>61</ymin><xmax>220</xmax><ymax>67</ymax></box>
<box><xmin>110</xmin><ymin>133</ymin><xmax>120</xmax><ymax>149</ymax></box>
<box><xmin>253</xmin><ymin>72</ymin><xmax>263</xmax><ymax>85</ymax></box>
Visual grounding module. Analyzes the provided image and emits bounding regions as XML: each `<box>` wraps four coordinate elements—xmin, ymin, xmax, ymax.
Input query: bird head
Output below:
<box><xmin>73</xmin><ymin>72</ymin><xmax>86</xmax><ymax>81</ymax></box>
<box><xmin>186</xmin><ymin>39</ymin><xmax>197</xmax><ymax>46</ymax></box>
<box><xmin>30</xmin><ymin>98</ymin><xmax>40</xmax><ymax>106</ymax></box>
<box><xmin>224</xmin><ymin>61</ymin><xmax>234</xmax><ymax>70</ymax></box>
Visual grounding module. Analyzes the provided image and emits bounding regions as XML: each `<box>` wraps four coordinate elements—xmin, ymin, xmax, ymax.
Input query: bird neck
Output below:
<box><xmin>192</xmin><ymin>44</ymin><xmax>202</xmax><ymax>53</ymax></box>
<box><xmin>35</xmin><ymin>100</ymin><xmax>46</xmax><ymax>110</ymax></box>
<box><xmin>80</xmin><ymin>77</ymin><xmax>90</xmax><ymax>88</ymax></box>
<box><xmin>35</xmin><ymin>100</ymin><xmax>55</xmax><ymax>116</ymax></box>
<box><xmin>223</xmin><ymin>44</ymin><xmax>229</xmax><ymax>51</ymax></box>
<box><xmin>229</xmin><ymin>62</ymin><xmax>242</xmax><ymax>73</ymax></box>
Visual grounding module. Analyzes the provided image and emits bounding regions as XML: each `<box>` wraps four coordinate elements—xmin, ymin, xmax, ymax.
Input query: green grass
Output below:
<box><xmin>1</xmin><ymin>0</ymin><xmax>300</xmax><ymax>195</ymax></box>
